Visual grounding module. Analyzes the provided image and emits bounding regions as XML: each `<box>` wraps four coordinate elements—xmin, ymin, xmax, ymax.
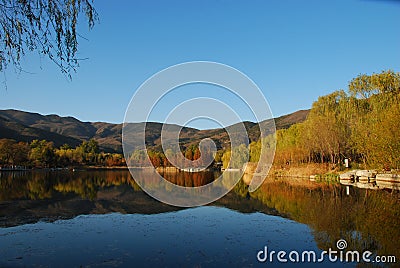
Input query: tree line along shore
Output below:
<box><xmin>1</xmin><ymin>71</ymin><xmax>399</xmax><ymax>176</ymax></box>
<box><xmin>0</xmin><ymin>139</ymin><xmax>125</xmax><ymax>170</ymax></box>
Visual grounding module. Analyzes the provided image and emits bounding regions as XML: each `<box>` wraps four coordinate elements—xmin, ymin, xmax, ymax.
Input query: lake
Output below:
<box><xmin>0</xmin><ymin>170</ymin><xmax>399</xmax><ymax>267</ymax></box>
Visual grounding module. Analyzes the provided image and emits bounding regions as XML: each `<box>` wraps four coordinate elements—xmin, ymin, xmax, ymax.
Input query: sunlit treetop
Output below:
<box><xmin>348</xmin><ymin>70</ymin><xmax>400</xmax><ymax>99</ymax></box>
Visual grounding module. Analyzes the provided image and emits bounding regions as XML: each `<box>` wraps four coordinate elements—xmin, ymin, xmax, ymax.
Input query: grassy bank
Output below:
<box><xmin>270</xmin><ymin>163</ymin><xmax>334</xmax><ymax>177</ymax></box>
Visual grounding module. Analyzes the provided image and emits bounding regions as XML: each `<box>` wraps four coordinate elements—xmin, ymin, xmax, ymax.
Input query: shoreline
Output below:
<box><xmin>0</xmin><ymin>166</ymin><xmax>129</xmax><ymax>172</ymax></box>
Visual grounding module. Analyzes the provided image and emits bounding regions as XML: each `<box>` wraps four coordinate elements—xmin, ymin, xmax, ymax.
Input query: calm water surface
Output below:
<box><xmin>0</xmin><ymin>170</ymin><xmax>399</xmax><ymax>267</ymax></box>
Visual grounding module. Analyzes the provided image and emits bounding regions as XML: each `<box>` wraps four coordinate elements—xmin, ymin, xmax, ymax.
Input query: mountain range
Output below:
<box><xmin>0</xmin><ymin>109</ymin><xmax>309</xmax><ymax>153</ymax></box>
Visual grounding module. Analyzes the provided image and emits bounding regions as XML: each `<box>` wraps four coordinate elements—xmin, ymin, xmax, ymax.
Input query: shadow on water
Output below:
<box><xmin>0</xmin><ymin>170</ymin><xmax>399</xmax><ymax>266</ymax></box>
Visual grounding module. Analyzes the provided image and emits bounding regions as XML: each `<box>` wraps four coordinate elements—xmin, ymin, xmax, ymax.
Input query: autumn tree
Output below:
<box><xmin>275</xmin><ymin>123</ymin><xmax>308</xmax><ymax>165</ymax></box>
<box><xmin>222</xmin><ymin>144</ymin><xmax>248</xmax><ymax>169</ymax></box>
<box><xmin>74</xmin><ymin>139</ymin><xmax>99</xmax><ymax>164</ymax></box>
<box><xmin>272</xmin><ymin>70</ymin><xmax>400</xmax><ymax>169</ymax></box>
<box><xmin>55</xmin><ymin>144</ymin><xmax>75</xmax><ymax>166</ymax></box>
<box><xmin>184</xmin><ymin>147</ymin><xmax>194</xmax><ymax>161</ymax></box>
<box><xmin>29</xmin><ymin>139</ymin><xmax>55</xmax><ymax>167</ymax></box>
<box><xmin>193</xmin><ymin>147</ymin><xmax>201</xmax><ymax>161</ymax></box>
<box><xmin>104</xmin><ymin>153</ymin><xmax>125</xmax><ymax>167</ymax></box>
<box><xmin>349</xmin><ymin>70</ymin><xmax>400</xmax><ymax>168</ymax></box>
<box><xmin>349</xmin><ymin>70</ymin><xmax>400</xmax><ymax>99</ymax></box>
<box><xmin>0</xmin><ymin>139</ymin><xmax>16</xmax><ymax>165</ymax></box>
<box><xmin>129</xmin><ymin>149</ymin><xmax>147</xmax><ymax>167</ymax></box>
<box><xmin>147</xmin><ymin>150</ymin><xmax>163</xmax><ymax>167</ymax></box>
<box><xmin>0</xmin><ymin>138</ymin><xmax>29</xmax><ymax>166</ymax></box>
<box><xmin>302</xmin><ymin>90</ymin><xmax>349</xmax><ymax>164</ymax></box>
<box><xmin>221</xmin><ymin>150</ymin><xmax>231</xmax><ymax>169</ymax></box>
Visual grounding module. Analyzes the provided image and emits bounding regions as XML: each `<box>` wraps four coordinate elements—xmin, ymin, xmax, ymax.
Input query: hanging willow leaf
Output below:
<box><xmin>0</xmin><ymin>0</ymin><xmax>98</xmax><ymax>77</ymax></box>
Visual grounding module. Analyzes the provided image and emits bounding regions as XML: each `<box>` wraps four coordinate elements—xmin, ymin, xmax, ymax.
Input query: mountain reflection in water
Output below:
<box><xmin>0</xmin><ymin>170</ymin><xmax>399</xmax><ymax>267</ymax></box>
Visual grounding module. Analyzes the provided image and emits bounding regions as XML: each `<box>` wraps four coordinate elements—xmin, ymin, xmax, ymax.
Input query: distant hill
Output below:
<box><xmin>0</xmin><ymin>109</ymin><xmax>309</xmax><ymax>153</ymax></box>
<box><xmin>274</xmin><ymin>110</ymin><xmax>310</xmax><ymax>129</ymax></box>
<box><xmin>0</xmin><ymin>116</ymin><xmax>82</xmax><ymax>148</ymax></box>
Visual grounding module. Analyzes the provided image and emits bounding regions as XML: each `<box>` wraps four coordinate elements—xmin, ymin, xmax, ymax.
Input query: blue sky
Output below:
<box><xmin>1</xmin><ymin>0</ymin><xmax>399</xmax><ymax>129</ymax></box>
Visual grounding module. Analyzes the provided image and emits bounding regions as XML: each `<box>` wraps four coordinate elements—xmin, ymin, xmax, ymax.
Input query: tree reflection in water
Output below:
<box><xmin>0</xmin><ymin>170</ymin><xmax>399</xmax><ymax>262</ymax></box>
<box><xmin>251</xmin><ymin>178</ymin><xmax>400</xmax><ymax>262</ymax></box>
<box><xmin>158</xmin><ymin>170</ymin><xmax>217</xmax><ymax>187</ymax></box>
